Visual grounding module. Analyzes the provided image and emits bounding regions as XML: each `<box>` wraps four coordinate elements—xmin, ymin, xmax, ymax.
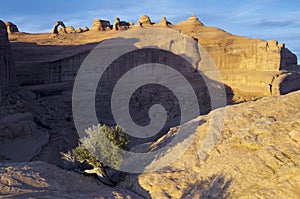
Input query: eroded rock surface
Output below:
<box><xmin>91</xmin><ymin>18</ymin><xmax>111</xmax><ymax>31</ymax></box>
<box><xmin>0</xmin><ymin>161</ymin><xmax>143</xmax><ymax>199</ymax></box>
<box><xmin>10</xmin><ymin>15</ymin><xmax>299</xmax><ymax>103</ymax></box>
<box><xmin>123</xmin><ymin>90</ymin><xmax>300</xmax><ymax>198</ymax></box>
<box><xmin>137</xmin><ymin>15</ymin><xmax>152</xmax><ymax>26</ymax></box>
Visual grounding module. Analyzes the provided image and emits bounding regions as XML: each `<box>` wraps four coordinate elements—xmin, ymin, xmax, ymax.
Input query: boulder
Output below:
<box><xmin>4</xmin><ymin>22</ymin><xmax>19</xmax><ymax>33</ymax></box>
<box><xmin>0</xmin><ymin>20</ymin><xmax>17</xmax><ymax>101</ymax></box>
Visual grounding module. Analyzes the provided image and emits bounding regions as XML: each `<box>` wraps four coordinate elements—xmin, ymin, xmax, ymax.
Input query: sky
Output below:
<box><xmin>1</xmin><ymin>0</ymin><xmax>300</xmax><ymax>63</ymax></box>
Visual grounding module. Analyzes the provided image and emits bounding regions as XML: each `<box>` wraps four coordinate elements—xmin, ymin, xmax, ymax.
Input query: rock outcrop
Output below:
<box><xmin>113</xmin><ymin>17</ymin><xmax>120</xmax><ymax>30</ymax></box>
<box><xmin>0</xmin><ymin>20</ymin><xmax>17</xmax><ymax>101</ymax></box>
<box><xmin>124</xmin><ymin>90</ymin><xmax>300</xmax><ymax>198</ymax></box>
<box><xmin>75</xmin><ymin>27</ymin><xmax>83</xmax><ymax>33</ymax></box>
<box><xmin>66</xmin><ymin>26</ymin><xmax>75</xmax><ymax>33</ymax></box>
<box><xmin>177</xmin><ymin>14</ymin><xmax>204</xmax><ymax>27</ymax></box>
<box><xmin>51</xmin><ymin>21</ymin><xmax>67</xmax><ymax>34</ymax></box>
<box><xmin>4</xmin><ymin>22</ymin><xmax>19</xmax><ymax>33</ymax></box>
<box><xmin>159</xmin><ymin>17</ymin><xmax>171</xmax><ymax>26</ymax></box>
<box><xmin>137</xmin><ymin>15</ymin><xmax>152</xmax><ymax>26</ymax></box>
<box><xmin>82</xmin><ymin>26</ymin><xmax>89</xmax><ymax>32</ymax></box>
<box><xmin>8</xmin><ymin>15</ymin><xmax>300</xmax><ymax>102</ymax></box>
<box><xmin>1</xmin><ymin>91</ymin><xmax>299</xmax><ymax>198</ymax></box>
<box><xmin>91</xmin><ymin>18</ymin><xmax>111</xmax><ymax>31</ymax></box>
<box><xmin>0</xmin><ymin>161</ymin><xmax>143</xmax><ymax>198</ymax></box>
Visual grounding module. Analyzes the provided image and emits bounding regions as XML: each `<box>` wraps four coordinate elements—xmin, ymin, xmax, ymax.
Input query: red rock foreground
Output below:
<box><xmin>1</xmin><ymin>90</ymin><xmax>299</xmax><ymax>198</ymax></box>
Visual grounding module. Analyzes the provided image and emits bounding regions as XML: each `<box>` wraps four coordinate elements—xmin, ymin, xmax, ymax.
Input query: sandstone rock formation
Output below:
<box><xmin>0</xmin><ymin>20</ymin><xmax>17</xmax><ymax>101</ymax></box>
<box><xmin>113</xmin><ymin>17</ymin><xmax>120</xmax><ymax>30</ymax></box>
<box><xmin>4</xmin><ymin>22</ymin><xmax>19</xmax><ymax>33</ymax></box>
<box><xmin>129</xmin><ymin>22</ymin><xmax>134</xmax><ymax>28</ymax></box>
<box><xmin>91</xmin><ymin>18</ymin><xmax>111</xmax><ymax>31</ymax></box>
<box><xmin>51</xmin><ymin>21</ymin><xmax>67</xmax><ymax>34</ymax></box>
<box><xmin>1</xmin><ymin>91</ymin><xmax>299</xmax><ymax>198</ymax></box>
<box><xmin>137</xmin><ymin>15</ymin><xmax>152</xmax><ymax>26</ymax></box>
<box><xmin>75</xmin><ymin>27</ymin><xmax>83</xmax><ymax>33</ymax></box>
<box><xmin>82</xmin><ymin>26</ymin><xmax>89</xmax><ymax>32</ymax></box>
<box><xmin>123</xmin><ymin>90</ymin><xmax>300</xmax><ymax>198</ymax></box>
<box><xmin>195</xmin><ymin>30</ymin><xmax>299</xmax><ymax>100</ymax></box>
<box><xmin>0</xmin><ymin>161</ymin><xmax>143</xmax><ymax>198</ymax></box>
<box><xmin>66</xmin><ymin>26</ymin><xmax>75</xmax><ymax>33</ymax></box>
<box><xmin>159</xmin><ymin>17</ymin><xmax>171</xmax><ymax>26</ymax></box>
<box><xmin>177</xmin><ymin>14</ymin><xmax>204</xmax><ymax>26</ymax></box>
<box><xmin>8</xmin><ymin>15</ymin><xmax>300</xmax><ymax>107</ymax></box>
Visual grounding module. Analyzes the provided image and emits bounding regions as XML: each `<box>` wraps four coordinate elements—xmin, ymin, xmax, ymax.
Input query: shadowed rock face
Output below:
<box><xmin>0</xmin><ymin>20</ymin><xmax>17</xmax><ymax>101</ymax></box>
<box><xmin>4</xmin><ymin>22</ymin><xmax>19</xmax><ymax>33</ymax></box>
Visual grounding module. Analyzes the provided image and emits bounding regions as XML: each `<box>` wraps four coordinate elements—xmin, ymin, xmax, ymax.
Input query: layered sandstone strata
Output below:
<box><xmin>7</xmin><ymin>15</ymin><xmax>300</xmax><ymax>103</ymax></box>
<box><xmin>175</xmin><ymin>15</ymin><xmax>299</xmax><ymax>100</ymax></box>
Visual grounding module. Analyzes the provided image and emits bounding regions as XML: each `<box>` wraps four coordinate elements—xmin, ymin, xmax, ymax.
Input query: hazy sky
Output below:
<box><xmin>1</xmin><ymin>0</ymin><xmax>299</xmax><ymax>62</ymax></box>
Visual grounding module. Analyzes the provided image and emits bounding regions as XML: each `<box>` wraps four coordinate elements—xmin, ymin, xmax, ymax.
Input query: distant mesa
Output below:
<box><xmin>4</xmin><ymin>22</ymin><xmax>19</xmax><ymax>33</ymax></box>
<box><xmin>91</xmin><ymin>18</ymin><xmax>111</xmax><ymax>31</ymax></box>
<box><xmin>177</xmin><ymin>14</ymin><xmax>204</xmax><ymax>26</ymax></box>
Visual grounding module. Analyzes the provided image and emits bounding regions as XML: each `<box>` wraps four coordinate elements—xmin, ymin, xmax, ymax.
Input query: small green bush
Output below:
<box><xmin>74</xmin><ymin>124</ymin><xmax>129</xmax><ymax>170</ymax></box>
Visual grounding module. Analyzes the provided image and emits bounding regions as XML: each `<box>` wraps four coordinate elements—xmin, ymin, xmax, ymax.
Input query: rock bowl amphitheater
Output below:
<box><xmin>0</xmin><ymin>15</ymin><xmax>300</xmax><ymax>198</ymax></box>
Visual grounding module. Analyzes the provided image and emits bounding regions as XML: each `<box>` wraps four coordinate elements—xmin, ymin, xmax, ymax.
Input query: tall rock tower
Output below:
<box><xmin>0</xmin><ymin>20</ymin><xmax>17</xmax><ymax>101</ymax></box>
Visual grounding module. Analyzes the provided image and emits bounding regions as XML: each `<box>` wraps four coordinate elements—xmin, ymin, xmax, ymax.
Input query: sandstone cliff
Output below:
<box><xmin>7</xmin><ymin>15</ymin><xmax>300</xmax><ymax>103</ymax></box>
<box><xmin>174</xmin><ymin>15</ymin><xmax>299</xmax><ymax>100</ymax></box>
<box><xmin>0</xmin><ymin>20</ymin><xmax>17</xmax><ymax>101</ymax></box>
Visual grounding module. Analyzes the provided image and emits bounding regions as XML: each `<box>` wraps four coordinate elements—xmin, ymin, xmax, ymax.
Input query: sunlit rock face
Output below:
<box><xmin>174</xmin><ymin>15</ymin><xmax>299</xmax><ymax>100</ymax></box>
<box><xmin>123</xmin><ymin>90</ymin><xmax>300</xmax><ymax>199</ymax></box>
<box><xmin>4</xmin><ymin>22</ymin><xmax>19</xmax><ymax>33</ymax></box>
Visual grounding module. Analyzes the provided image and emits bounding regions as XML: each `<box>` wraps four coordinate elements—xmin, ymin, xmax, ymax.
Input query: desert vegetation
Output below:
<box><xmin>61</xmin><ymin>124</ymin><xmax>129</xmax><ymax>186</ymax></box>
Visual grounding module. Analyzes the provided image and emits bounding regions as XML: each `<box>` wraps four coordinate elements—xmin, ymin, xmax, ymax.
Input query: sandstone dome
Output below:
<box><xmin>137</xmin><ymin>15</ymin><xmax>152</xmax><ymax>26</ymax></box>
<box><xmin>177</xmin><ymin>14</ymin><xmax>204</xmax><ymax>26</ymax></box>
